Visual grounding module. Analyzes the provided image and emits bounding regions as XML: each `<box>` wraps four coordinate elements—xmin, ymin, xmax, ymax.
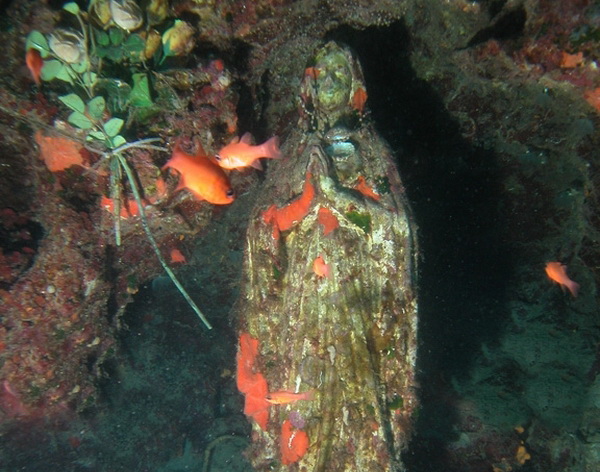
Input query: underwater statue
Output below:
<box><xmin>235</xmin><ymin>41</ymin><xmax>418</xmax><ymax>471</ymax></box>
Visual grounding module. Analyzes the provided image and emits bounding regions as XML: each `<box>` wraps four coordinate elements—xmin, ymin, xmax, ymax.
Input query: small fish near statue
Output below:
<box><xmin>234</xmin><ymin>41</ymin><xmax>419</xmax><ymax>471</ymax></box>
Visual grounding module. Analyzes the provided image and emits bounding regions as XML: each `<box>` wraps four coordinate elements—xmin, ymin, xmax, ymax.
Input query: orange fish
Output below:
<box><xmin>545</xmin><ymin>262</ymin><xmax>580</xmax><ymax>297</ymax></box>
<box><xmin>265</xmin><ymin>389</ymin><xmax>315</xmax><ymax>405</ymax></box>
<box><xmin>215</xmin><ymin>132</ymin><xmax>282</xmax><ymax>170</ymax></box>
<box><xmin>312</xmin><ymin>255</ymin><xmax>330</xmax><ymax>278</ymax></box>
<box><xmin>26</xmin><ymin>48</ymin><xmax>43</xmax><ymax>86</ymax></box>
<box><xmin>162</xmin><ymin>141</ymin><xmax>235</xmax><ymax>205</ymax></box>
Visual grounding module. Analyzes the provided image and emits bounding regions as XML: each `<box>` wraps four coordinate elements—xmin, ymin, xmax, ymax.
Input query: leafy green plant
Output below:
<box><xmin>26</xmin><ymin>0</ymin><xmax>193</xmax><ymax>121</ymax></box>
<box><xmin>23</xmin><ymin>1</ymin><xmax>212</xmax><ymax>330</ymax></box>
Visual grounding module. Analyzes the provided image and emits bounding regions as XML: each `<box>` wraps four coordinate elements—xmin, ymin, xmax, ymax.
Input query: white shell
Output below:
<box><xmin>48</xmin><ymin>29</ymin><xmax>85</xmax><ymax>64</ymax></box>
<box><xmin>109</xmin><ymin>0</ymin><xmax>143</xmax><ymax>32</ymax></box>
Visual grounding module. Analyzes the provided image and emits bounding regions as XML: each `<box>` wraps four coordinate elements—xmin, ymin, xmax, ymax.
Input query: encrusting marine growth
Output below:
<box><xmin>235</xmin><ymin>41</ymin><xmax>419</xmax><ymax>471</ymax></box>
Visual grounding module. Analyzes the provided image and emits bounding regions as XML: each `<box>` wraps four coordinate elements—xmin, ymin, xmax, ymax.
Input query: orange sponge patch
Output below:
<box><xmin>352</xmin><ymin>87</ymin><xmax>368</xmax><ymax>113</ymax></box>
<box><xmin>354</xmin><ymin>175</ymin><xmax>381</xmax><ymax>201</ymax></box>
<box><xmin>313</xmin><ymin>255</ymin><xmax>330</xmax><ymax>278</ymax></box>
<box><xmin>236</xmin><ymin>333</ymin><xmax>270</xmax><ymax>430</ymax></box>
<box><xmin>262</xmin><ymin>172</ymin><xmax>314</xmax><ymax>239</ymax></box>
<box><xmin>242</xmin><ymin>372</ymin><xmax>270</xmax><ymax>430</ymax></box>
<box><xmin>317</xmin><ymin>206</ymin><xmax>339</xmax><ymax>235</ymax></box>
<box><xmin>34</xmin><ymin>131</ymin><xmax>87</xmax><ymax>172</ymax></box>
<box><xmin>280</xmin><ymin>419</ymin><xmax>309</xmax><ymax>465</ymax></box>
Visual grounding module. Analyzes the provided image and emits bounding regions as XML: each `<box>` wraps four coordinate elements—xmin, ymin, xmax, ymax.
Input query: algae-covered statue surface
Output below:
<box><xmin>235</xmin><ymin>41</ymin><xmax>419</xmax><ymax>471</ymax></box>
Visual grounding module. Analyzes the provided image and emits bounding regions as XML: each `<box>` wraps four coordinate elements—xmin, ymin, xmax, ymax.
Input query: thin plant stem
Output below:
<box><xmin>109</xmin><ymin>138</ymin><xmax>168</xmax><ymax>155</ymax></box>
<box><xmin>115</xmin><ymin>151</ymin><xmax>213</xmax><ymax>331</ymax></box>
<box><xmin>75</xmin><ymin>9</ymin><xmax>96</xmax><ymax>97</ymax></box>
<box><xmin>109</xmin><ymin>156</ymin><xmax>122</xmax><ymax>246</ymax></box>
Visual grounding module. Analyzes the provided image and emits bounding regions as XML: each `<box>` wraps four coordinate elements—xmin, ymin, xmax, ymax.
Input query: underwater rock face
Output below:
<box><xmin>237</xmin><ymin>42</ymin><xmax>418</xmax><ymax>471</ymax></box>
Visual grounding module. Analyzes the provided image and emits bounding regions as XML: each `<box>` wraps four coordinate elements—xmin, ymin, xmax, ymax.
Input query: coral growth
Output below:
<box><xmin>280</xmin><ymin>419</ymin><xmax>309</xmax><ymax>465</ymax></box>
<box><xmin>34</xmin><ymin>131</ymin><xmax>88</xmax><ymax>172</ymax></box>
<box><xmin>0</xmin><ymin>192</ymin><xmax>113</xmax><ymax>419</ymax></box>
<box><xmin>236</xmin><ymin>333</ymin><xmax>270</xmax><ymax>430</ymax></box>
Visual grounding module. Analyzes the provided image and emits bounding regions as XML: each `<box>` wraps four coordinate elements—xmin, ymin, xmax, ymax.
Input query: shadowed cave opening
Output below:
<box><xmin>326</xmin><ymin>22</ymin><xmax>513</xmax><ymax>471</ymax></box>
